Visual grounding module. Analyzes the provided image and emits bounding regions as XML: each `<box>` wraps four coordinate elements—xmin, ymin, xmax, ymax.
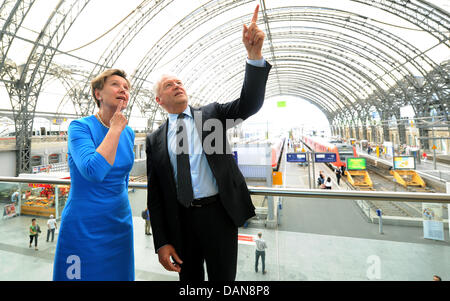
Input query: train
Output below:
<box><xmin>302</xmin><ymin>135</ymin><xmax>357</xmax><ymax>168</ymax></box>
<box><xmin>271</xmin><ymin>137</ymin><xmax>285</xmax><ymax>171</ymax></box>
<box><xmin>231</xmin><ymin>136</ymin><xmax>285</xmax><ymax>171</ymax></box>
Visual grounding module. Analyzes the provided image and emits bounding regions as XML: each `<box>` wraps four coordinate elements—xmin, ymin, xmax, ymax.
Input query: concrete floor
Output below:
<box><xmin>0</xmin><ymin>151</ymin><xmax>449</xmax><ymax>281</ymax></box>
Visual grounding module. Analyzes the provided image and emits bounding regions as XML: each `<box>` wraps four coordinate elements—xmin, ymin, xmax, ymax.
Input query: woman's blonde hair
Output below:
<box><xmin>90</xmin><ymin>69</ymin><xmax>131</xmax><ymax>107</ymax></box>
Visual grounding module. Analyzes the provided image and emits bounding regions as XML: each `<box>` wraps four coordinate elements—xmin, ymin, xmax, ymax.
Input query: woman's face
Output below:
<box><xmin>96</xmin><ymin>75</ymin><xmax>130</xmax><ymax>112</ymax></box>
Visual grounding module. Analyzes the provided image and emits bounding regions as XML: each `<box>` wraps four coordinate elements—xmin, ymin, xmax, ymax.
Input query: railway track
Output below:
<box><xmin>300</xmin><ymin>140</ymin><xmax>426</xmax><ymax>218</ymax></box>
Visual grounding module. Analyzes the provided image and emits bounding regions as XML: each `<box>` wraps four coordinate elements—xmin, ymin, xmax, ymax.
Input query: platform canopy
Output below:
<box><xmin>0</xmin><ymin>0</ymin><xmax>449</xmax><ymax>173</ymax></box>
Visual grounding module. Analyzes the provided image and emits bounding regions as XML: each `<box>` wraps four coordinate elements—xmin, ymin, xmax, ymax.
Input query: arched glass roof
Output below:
<box><xmin>1</xmin><ymin>0</ymin><xmax>449</xmax><ymax>130</ymax></box>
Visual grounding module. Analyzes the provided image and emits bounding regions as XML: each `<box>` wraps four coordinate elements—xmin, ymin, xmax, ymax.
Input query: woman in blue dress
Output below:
<box><xmin>53</xmin><ymin>69</ymin><xmax>135</xmax><ymax>281</ymax></box>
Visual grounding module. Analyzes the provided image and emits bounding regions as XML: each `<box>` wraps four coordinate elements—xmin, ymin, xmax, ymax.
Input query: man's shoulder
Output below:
<box><xmin>193</xmin><ymin>103</ymin><xmax>218</xmax><ymax>115</ymax></box>
<box><xmin>146</xmin><ymin>123</ymin><xmax>166</xmax><ymax>140</ymax></box>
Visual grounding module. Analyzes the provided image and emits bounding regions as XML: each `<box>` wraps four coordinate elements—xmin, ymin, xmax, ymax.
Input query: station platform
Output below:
<box><xmin>0</xmin><ymin>149</ymin><xmax>449</xmax><ymax>281</ymax></box>
<box><xmin>357</xmin><ymin>150</ymin><xmax>450</xmax><ymax>184</ymax></box>
<box><xmin>426</xmin><ymin>154</ymin><xmax>450</xmax><ymax>165</ymax></box>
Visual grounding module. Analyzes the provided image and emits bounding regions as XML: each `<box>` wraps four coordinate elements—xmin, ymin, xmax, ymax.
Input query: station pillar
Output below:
<box><xmin>371</xmin><ymin>125</ymin><xmax>378</xmax><ymax>143</ymax></box>
<box><xmin>362</xmin><ymin>124</ymin><xmax>368</xmax><ymax>140</ymax></box>
<box><xmin>382</xmin><ymin>124</ymin><xmax>390</xmax><ymax>142</ymax></box>
<box><xmin>354</xmin><ymin>126</ymin><xmax>360</xmax><ymax>140</ymax></box>
<box><xmin>419</xmin><ymin>127</ymin><xmax>430</xmax><ymax>150</ymax></box>
<box><xmin>398</xmin><ymin>122</ymin><xmax>407</xmax><ymax>145</ymax></box>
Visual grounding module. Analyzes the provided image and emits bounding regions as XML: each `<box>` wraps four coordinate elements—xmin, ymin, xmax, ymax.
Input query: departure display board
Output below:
<box><xmin>346</xmin><ymin>157</ymin><xmax>367</xmax><ymax>170</ymax></box>
<box><xmin>393</xmin><ymin>156</ymin><xmax>415</xmax><ymax>170</ymax></box>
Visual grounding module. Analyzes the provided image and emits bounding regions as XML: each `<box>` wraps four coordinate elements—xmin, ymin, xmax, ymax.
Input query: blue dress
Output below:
<box><xmin>53</xmin><ymin>115</ymin><xmax>135</xmax><ymax>281</ymax></box>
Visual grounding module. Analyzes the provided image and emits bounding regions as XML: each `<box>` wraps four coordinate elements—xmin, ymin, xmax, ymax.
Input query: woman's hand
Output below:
<box><xmin>109</xmin><ymin>100</ymin><xmax>128</xmax><ymax>132</ymax></box>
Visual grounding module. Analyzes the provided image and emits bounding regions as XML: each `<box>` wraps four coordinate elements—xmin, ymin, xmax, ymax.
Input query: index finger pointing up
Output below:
<box><xmin>251</xmin><ymin>4</ymin><xmax>259</xmax><ymax>23</ymax></box>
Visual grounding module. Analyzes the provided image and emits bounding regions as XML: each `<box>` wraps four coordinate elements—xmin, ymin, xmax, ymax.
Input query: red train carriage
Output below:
<box><xmin>302</xmin><ymin>136</ymin><xmax>357</xmax><ymax>168</ymax></box>
<box><xmin>271</xmin><ymin>138</ymin><xmax>285</xmax><ymax>170</ymax></box>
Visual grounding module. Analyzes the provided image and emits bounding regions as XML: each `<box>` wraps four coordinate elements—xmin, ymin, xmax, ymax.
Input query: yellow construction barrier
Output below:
<box><xmin>347</xmin><ymin>170</ymin><xmax>373</xmax><ymax>188</ymax></box>
<box><xmin>390</xmin><ymin>170</ymin><xmax>426</xmax><ymax>188</ymax></box>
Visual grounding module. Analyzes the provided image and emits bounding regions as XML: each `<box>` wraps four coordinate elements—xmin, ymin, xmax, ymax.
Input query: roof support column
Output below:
<box><xmin>370</xmin><ymin>124</ymin><xmax>378</xmax><ymax>144</ymax></box>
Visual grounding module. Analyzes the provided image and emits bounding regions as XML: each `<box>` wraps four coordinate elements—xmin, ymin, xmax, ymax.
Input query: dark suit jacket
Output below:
<box><xmin>146</xmin><ymin>62</ymin><xmax>272</xmax><ymax>253</ymax></box>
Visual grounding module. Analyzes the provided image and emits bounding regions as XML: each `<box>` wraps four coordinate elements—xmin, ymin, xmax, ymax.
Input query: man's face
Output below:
<box><xmin>156</xmin><ymin>75</ymin><xmax>188</xmax><ymax>114</ymax></box>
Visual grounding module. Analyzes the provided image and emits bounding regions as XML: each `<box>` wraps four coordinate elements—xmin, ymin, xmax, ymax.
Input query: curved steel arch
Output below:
<box><xmin>127</xmin><ymin>0</ymin><xmax>255</xmax><ymax>112</ymax></box>
<box><xmin>354</xmin><ymin>0</ymin><xmax>449</xmax><ymax>48</ymax></box>
<box><xmin>0</xmin><ymin>0</ymin><xmax>447</xmax><ymax>176</ymax></box>
<box><xmin>53</xmin><ymin>0</ymin><xmax>449</xmax><ymax>130</ymax></box>
<box><xmin>206</xmin><ymin>58</ymin><xmax>365</xmax><ymax>113</ymax></box>
<box><xmin>208</xmin><ymin>65</ymin><xmax>356</xmax><ymax>113</ymax></box>
<box><xmin>188</xmin><ymin>46</ymin><xmax>391</xmax><ymax>118</ymax></box>
<box><xmin>72</xmin><ymin>0</ymin><xmax>449</xmax><ymax>117</ymax></box>
<box><xmin>0</xmin><ymin>0</ymin><xmax>36</xmax><ymax>78</ymax></box>
<box><xmin>263</xmin><ymin>87</ymin><xmax>336</xmax><ymax>120</ymax></box>
<box><xmin>264</xmin><ymin>87</ymin><xmax>336</xmax><ymax>118</ymax></box>
<box><xmin>63</xmin><ymin>0</ymin><xmax>174</xmax><ymax>117</ymax></box>
<box><xmin>1</xmin><ymin>0</ymin><xmax>91</xmax><ymax>174</ymax></box>
<box><xmin>131</xmin><ymin>5</ymin><xmax>448</xmax><ymax>129</ymax></box>
<box><xmin>173</xmin><ymin>6</ymin><xmax>442</xmax><ymax>79</ymax></box>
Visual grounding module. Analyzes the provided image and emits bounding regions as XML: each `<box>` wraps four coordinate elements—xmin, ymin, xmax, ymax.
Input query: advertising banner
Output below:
<box><xmin>3</xmin><ymin>204</ymin><xmax>17</xmax><ymax>219</ymax></box>
<box><xmin>393</xmin><ymin>156</ymin><xmax>416</xmax><ymax>170</ymax></box>
<box><xmin>422</xmin><ymin>203</ymin><xmax>444</xmax><ymax>241</ymax></box>
<box><xmin>346</xmin><ymin>158</ymin><xmax>367</xmax><ymax>170</ymax></box>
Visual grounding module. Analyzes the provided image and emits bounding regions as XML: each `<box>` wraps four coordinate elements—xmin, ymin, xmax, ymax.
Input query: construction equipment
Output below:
<box><xmin>346</xmin><ymin>170</ymin><xmax>373</xmax><ymax>189</ymax></box>
<box><xmin>389</xmin><ymin>170</ymin><xmax>426</xmax><ymax>188</ymax></box>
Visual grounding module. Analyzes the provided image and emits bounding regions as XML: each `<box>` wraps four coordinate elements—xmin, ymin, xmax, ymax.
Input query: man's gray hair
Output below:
<box><xmin>152</xmin><ymin>72</ymin><xmax>180</xmax><ymax>98</ymax></box>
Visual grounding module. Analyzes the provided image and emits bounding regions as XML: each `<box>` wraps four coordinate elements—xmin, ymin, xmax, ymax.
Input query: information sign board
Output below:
<box><xmin>393</xmin><ymin>156</ymin><xmax>415</xmax><ymax>170</ymax></box>
<box><xmin>346</xmin><ymin>157</ymin><xmax>367</xmax><ymax>170</ymax></box>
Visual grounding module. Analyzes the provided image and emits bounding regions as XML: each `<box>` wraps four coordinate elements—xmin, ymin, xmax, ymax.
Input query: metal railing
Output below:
<box><xmin>1</xmin><ymin>176</ymin><xmax>449</xmax><ymax>204</ymax></box>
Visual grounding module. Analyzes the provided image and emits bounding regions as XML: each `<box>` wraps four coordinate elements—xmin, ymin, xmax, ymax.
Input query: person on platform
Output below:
<box><xmin>335</xmin><ymin>168</ymin><xmax>342</xmax><ymax>185</ymax></box>
<box><xmin>317</xmin><ymin>171</ymin><xmax>325</xmax><ymax>188</ymax></box>
<box><xmin>29</xmin><ymin>218</ymin><xmax>40</xmax><ymax>251</ymax></box>
<box><xmin>255</xmin><ymin>232</ymin><xmax>268</xmax><ymax>275</ymax></box>
<box><xmin>142</xmin><ymin>208</ymin><xmax>152</xmax><ymax>235</ymax></box>
<box><xmin>325</xmin><ymin>177</ymin><xmax>332</xmax><ymax>189</ymax></box>
<box><xmin>53</xmin><ymin>69</ymin><xmax>135</xmax><ymax>281</ymax></box>
<box><xmin>146</xmin><ymin>5</ymin><xmax>271</xmax><ymax>281</ymax></box>
<box><xmin>11</xmin><ymin>190</ymin><xmax>19</xmax><ymax>204</ymax></box>
<box><xmin>46</xmin><ymin>214</ymin><xmax>57</xmax><ymax>243</ymax></box>
<box><xmin>422</xmin><ymin>151</ymin><xmax>428</xmax><ymax>162</ymax></box>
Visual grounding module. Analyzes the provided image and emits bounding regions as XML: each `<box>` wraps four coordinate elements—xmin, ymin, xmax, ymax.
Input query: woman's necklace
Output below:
<box><xmin>96</xmin><ymin>112</ymin><xmax>110</xmax><ymax>129</ymax></box>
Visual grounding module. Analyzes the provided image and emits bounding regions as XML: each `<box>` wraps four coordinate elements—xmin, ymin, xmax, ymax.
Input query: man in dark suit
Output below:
<box><xmin>146</xmin><ymin>5</ymin><xmax>271</xmax><ymax>281</ymax></box>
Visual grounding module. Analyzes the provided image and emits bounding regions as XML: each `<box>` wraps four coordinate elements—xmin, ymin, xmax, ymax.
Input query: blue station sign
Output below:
<box><xmin>286</xmin><ymin>153</ymin><xmax>307</xmax><ymax>163</ymax></box>
<box><xmin>314</xmin><ymin>153</ymin><xmax>337</xmax><ymax>163</ymax></box>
